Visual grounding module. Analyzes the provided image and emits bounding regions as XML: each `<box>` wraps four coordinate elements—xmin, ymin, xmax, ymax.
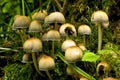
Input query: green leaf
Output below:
<box><xmin>82</xmin><ymin>51</ymin><xmax>100</xmax><ymax>63</ymax></box>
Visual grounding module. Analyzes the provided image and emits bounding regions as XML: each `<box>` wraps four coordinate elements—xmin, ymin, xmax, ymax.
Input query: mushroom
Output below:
<box><xmin>59</xmin><ymin>23</ymin><xmax>77</xmax><ymax>37</ymax></box>
<box><xmin>91</xmin><ymin>10</ymin><xmax>109</xmax><ymax>51</ymax></box>
<box><xmin>44</xmin><ymin>12</ymin><xmax>65</xmax><ymax>30</ymax></box>
<box><xmin>78</xmin><ymin>43</ymin><xmax>87</xmax><ymax>51</ymax></box>
<box><xmin>28</xmin><ymin>20</ymin><xmax>42</xmax><ymax>33</ymax></box>
<box><xmin>65</xmin><ymin>46</ymin><xmax>83</xmax><ymax>63</ymax></box>
<box><xmin>22</xmin><ymin>53</ymin><xmax>32</xmax><ymax>63</ymax></box>
<box><xmin>38</xmin><ymin>54</ymin><xmax>55</xmax><ymax>79</ymax></box>
<box><xmin>32</xmin><ymin>10</ymin><xmax>47</xmax><ymax>23</ymax></box>
<box><xmin>96</xmin><ymin>61</ymin><xmax>109</xmax><ymax>77</ymax></box>
<box><xmin>23</xmin><ymin>37</ymin><xmax>43</xmax><ymax>76</ymax></box>
<box><xmin>61</xmin><ymin>39</ymin><xmax>76</xmax><ymax>52</ymax></box>
<box><xmin>12</xmin><ymin>15</ymin><xmax>30</xmax><ymax>30</ymax></box>
<box><xmin>78</xmin><ymin>24</ymin><xmax>91</xmax><ymax>46</ymax></box>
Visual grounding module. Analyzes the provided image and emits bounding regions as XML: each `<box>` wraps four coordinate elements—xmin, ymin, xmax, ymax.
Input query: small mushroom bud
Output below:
<box><xmin>38</xmin><ymin>54</ymin><xmax>55</xmax><ymax>71</ymax></box>
<box><xmin>65</xmin><ymin>46</ymin><xmax>83</xmax><ymax>63</ymax></box>
<box><xmin>80</xmin><ymin>77</ymin><xmax>88</xmax><ymax>80</ymax></box>
<box><xmin>22</xmin><ymin>53</ymin><xmax>32</xmax><ymax>63</ymax></box>
<box><xmin>66</xmin><ymin>66</ymin><xmax>78</xmax><ymax>77</ymax></box>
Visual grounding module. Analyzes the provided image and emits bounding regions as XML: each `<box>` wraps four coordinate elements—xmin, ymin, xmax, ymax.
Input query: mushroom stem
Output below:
<box><xmin>98</xmin><ymin>23</ymin><xmax>102</xmax><ymax>51</ymax></box>
<box><xmin>83</xmin><ymin>34</ymin><xmax>86</xmax><ymax>47</ymax></box>
<box><xmin>45</xmin><ymin>70</ymin><xmax>52</xmax><ymax>80</ymax></box>
<box><xmin>51</xmin><ymin>41</ymin><xmax>55</xmax><ymax>58</ymax></box>
<box><xmin>39</xmin><ymin>0</ymin><xmax>43</xmax><ymax>12</ymax></box>
<box><xmin>31</xmin><ymin>52</ymin><xmax>44</xmax><ymax>77</ymax></box>
<box><xmin>22</xmin><ymin>0</ymin><xmax>25</xmax><ymax>15</ymax></box>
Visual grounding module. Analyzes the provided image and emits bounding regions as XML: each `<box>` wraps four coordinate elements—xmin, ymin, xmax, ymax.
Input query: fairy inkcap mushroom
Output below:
<box><xmin>44</xmin><ymin>12</ymin><xmax>65</xmax><ymax>25</ymax></box>
<box><xmin>66</xmin><ymin>66</ymin><xmax>78</xmax><ymax>77</ymax></box>
<box><xmin>23</xmin><ymin>37</ymin><xmax>42</xmax><ymax>52</ymax></box>
<box><xmin>96</xmin><ymin>61</ymin><xmax>109</xmax><ymax>77</ymax></box>
<box><xmin>65</xmin><ymin>46</ymin><xmax>83</xmax><ymax>63</ymax></box>
<box><xmin>46</xmin><ymin>29</ymin><xmax>60</xmax><ymax>41</ymax></box>
<box><xmin>61</xmin><ymin>39</ymin><xmax>76</xmax><ymax>52</ymax></box>
<box><xmin>28</xmin><ymin>20</ymin><xmax>42</xmax><ymax>32</ymax></box>
<box><xmin>78</xmin><ymin>24</ymin><xmax>91</xmax><ymax>35</ymax></box>
<box><xmin>32</xmin><ymin>10</ymin><xmax>47</xmax><ymax>22</ymax></box>
<box><xmin>12</xmin><ymin>15</ymin><xmax>30</xmax><ymax>30</ymax></box>
<box><xmin>59</xmin><ymin>23</ymin><xmax>77</xmax><ymax>37</ymax></box>
<box><xmin>91</xmin><ymin>10</ymin><xmax>109</xmax><ymax>51</ymax></box>
<box><xmin>78</xmin><ymin>43</ymin><xmax>87</xmax><ymax>51</ymax></box>
<box><xmin>38</xmin><ymin>54</ymin><xmax>55</xmax><ymax>71</ymax></box>
<box><xmin>80</xmin><ymin>77</ymin><xmax>88</xmax><ymax>80</ymax></box>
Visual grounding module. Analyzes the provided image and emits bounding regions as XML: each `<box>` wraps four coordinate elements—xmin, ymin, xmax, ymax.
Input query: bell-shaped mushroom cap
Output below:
<box><xmin>44</xmin><ymin>12</ymin><xmax>65</xmax><ymax>24</ymax></box>
<box><xmin>32</xmin><ymin>10</ymin><xmax>47</xmax><ymax>22</ymax></box>
<box><xmin>78</xmin><ymin>25</ymin><xmax>91</xmax><ymax>35</ymax></box>
<box><xmin>23</xmin><ymin>37</ymin><xmax>42</xmax><ymax>52</ymax></box>
<box><xmin>91</xmin><ymin>10</ymin><xmax>109</xmax><ymax>24</ymax></box>
<box><xmin>96</xmin><ymin>61</ymin><xmax>109</xmax><ymax>75</ymax></box>
<box><xmin>65</xmin><ymin>46</ymin><xmax>83</xmax><ymax>63</ymax></box>
<box><xmin>38</xmin><ymin>54</ymin><xmax>55</xmax><ymax>71</ymax></box>
<box><xmin>102</xmin><ymin>77</ymin><xmax>117</xmax><ymax>80</ymax></box>
<box><xmin>28</xmin><ymin>20</ymin><xmax>42</xmax><ymax>32</ymax></box>
<box><xmin>59</xmin><ymin>23</ymin><xmax>77</xmax><ymax>36</ymax></box>
<box><xmin>46</xmin><ymin>29</ymin><xmax>60</xmax><ymax>41</ymax></box>
<box><xmin>22</xmin><ymin>53</ymin><xmax>32</xmax><ymax>63</ymax></box>
<box><xmin>61</xmin><ymin>39</ymin><xmax>76</xmax><ymax>51</ymax></box>
<box><xmin>12</xmin><ymin>15</ymin><xmax>30</xmax><ymax>30</ymax></box>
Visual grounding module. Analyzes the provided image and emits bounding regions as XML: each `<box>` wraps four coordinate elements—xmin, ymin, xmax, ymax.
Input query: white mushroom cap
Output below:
<box><xmin>78</xmin><ymin>43</ymin><xmax>87</xmax><ymax>51</ymax></box>
<box><xmin>38</xmin><ymin>54</ymin><xmax>55</xmax><ymax>71</ymax></box>
<box><xmin>23</xmin><ymin>37</ymin><xmax>42</xmax><ymax>52</ymax></box>
<box><xmin>78</xmin><ymin>24</ymin><xmax>91</xmax><ymax>35</ymax></box>
<box><xmin>28</xmin><ymin>20</ymin><xmax>42</xmax><ymax>32</ymax></box>
<box><xmin>65</xmin><ymin>46</ymin><xmax>83</xmax><ymax>63</ymax></box>
<box><xmin>91</xmin><ymin>10</ymin><xmax>109</xmax><ymax>24</ymax></box>
<box><xmin>102</xmin><ymin>21</ymin><xmax>109</xmax><ymax>28</ymax></box>
<box><xmin>61</xmin><ymin>39</ymin><xmax>76</xmax><ymax>52</ymax></box>
<box><xmin>12</xmin><ymin>15</ymin><xmax>30</xmax><ymax>30</ymax></box>
<box><xmin>59</xmin><ymin>23</ymin><xmax>77</xmax><ymax>36</ymax></box>
<box><xmin>66</xmin><ymin>66</ymin><xmax>78</xmax><ymax>76</ymax></box>
<box><xmin>102</xmin><ymin>77</ymin><xmax>117</xmax><ymax>80</ymax></box>
<box><xmin>44</xmin><ymin>12</ymin><xmax>65</xmax><ymax>24</ymax></box>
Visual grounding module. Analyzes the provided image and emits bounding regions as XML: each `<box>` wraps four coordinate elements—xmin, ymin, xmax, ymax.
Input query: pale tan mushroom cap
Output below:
<box><xmin>12</xmin><ymin>15</ymin><xmax>30</xmax><ymax>30</ymax></box>
<box><xmin>91</xmin><ymin>10</ymin><xmax>109</xmax><ymax>24</ymax></box>
<box><xmin>28</xmin><ymin>20</ymin><xmax>42</xmax><ymax>32</ymax></box>
<box><xmin>65</xmin><ymin>46</ymin><xmax>83</xmax><ymax>63</ymax></box>
<box><xmin>61</xmin><ymin>39</ymin><xmax>76</xmax><ymax>51</ymax></box>
<box><xmin>38</xmin><ymin>54</ymin><xmax>55</xmax><ymax>71</ymax></box>
<box><xmin>59</xmin><ymin>23</ymin><xmax>77</xmax><ymax>36</ymax></box>
<box><xmin>78</xmin><ymin>24</ymin><xmax>91</xmax><ymax>35</ymax></box>
<box><xmin>32</xmin><ymin>10</ymin><xmax>48</xmax><ymax>22</ymax></box>
<box><xmin>23</xmin><ymin>37</ymin><xmax>42</xmax><ymax>52</ymax></box>
<box><xmin>22</xmin><ymin>53</ymin><xmax>31</xmax><ymax>63</ymax></box>
<box><xmin>44</xmin><ymin>12</ymin><xmax>65</xmax><ymax>24</ymax></box>
<box><xmin>46</xmin><ymin>29</ymin><xmax>61</xmax><ymax>41</ymax></box>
